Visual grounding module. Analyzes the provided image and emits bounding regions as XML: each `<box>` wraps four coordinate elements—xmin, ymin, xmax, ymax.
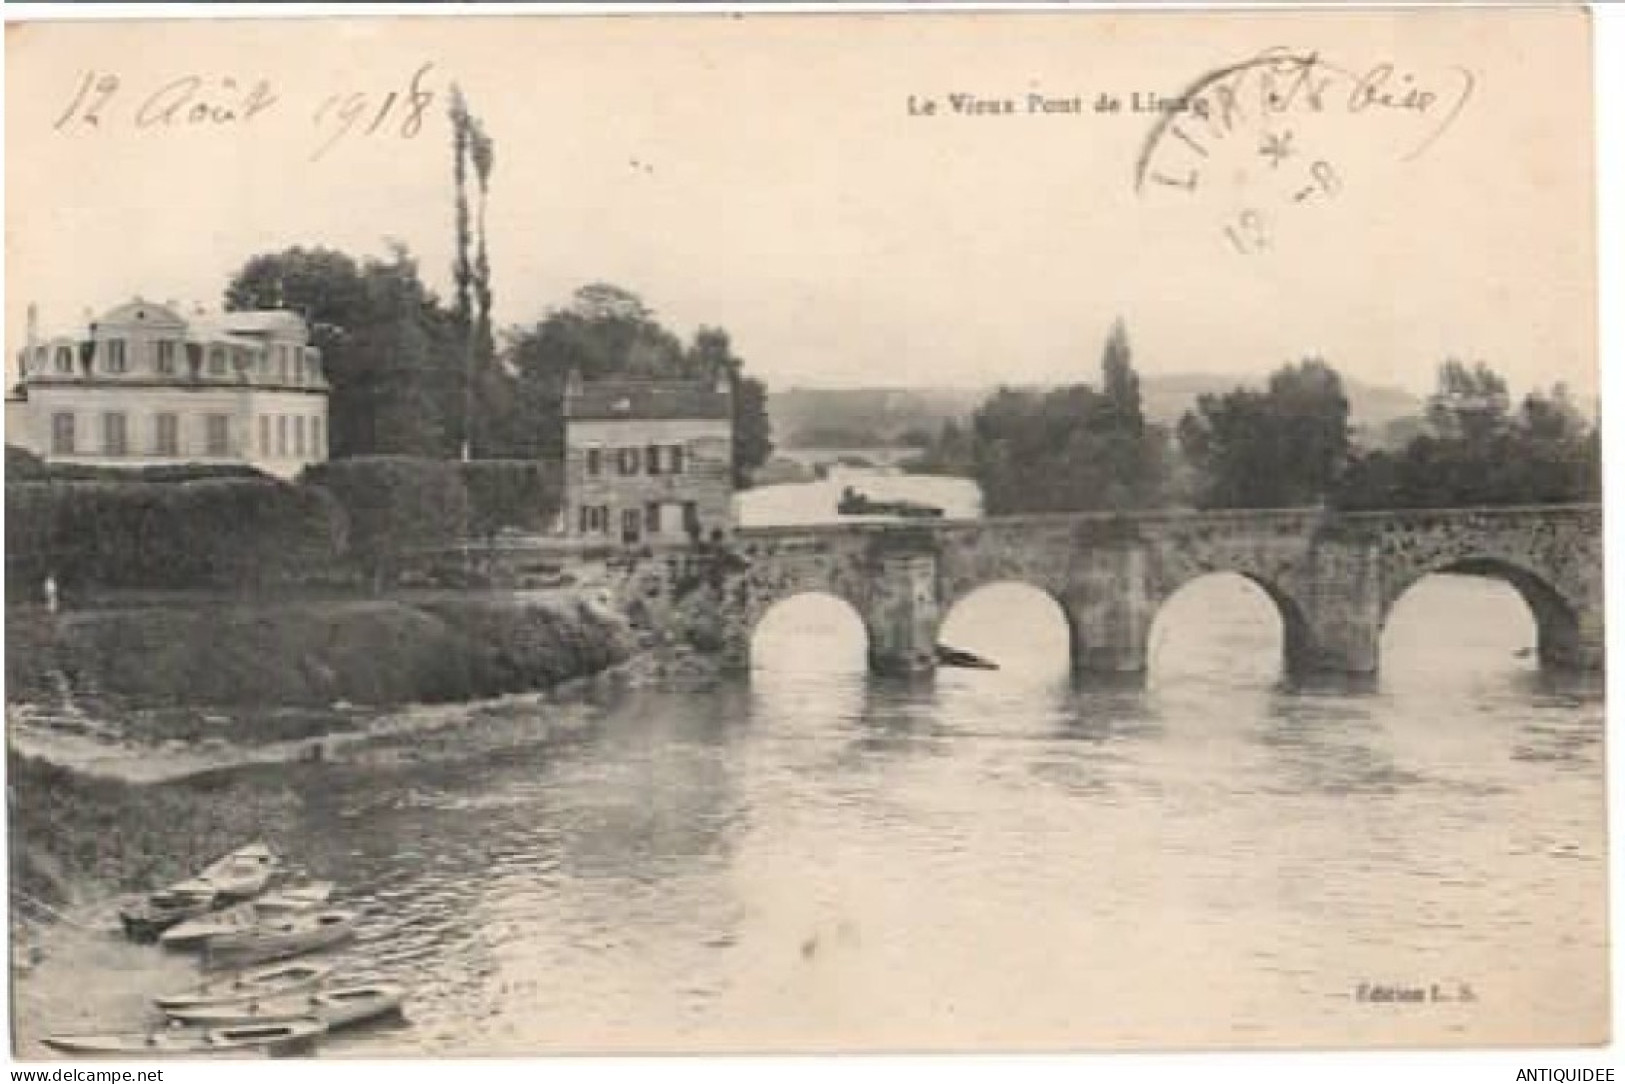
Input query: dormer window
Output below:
<box><xmin>104</xmin><ymin>339</ymin><xmax>127</xmax><ymax>373</ymax></box>
<box><xmin>55</xmin><ymin>346</ymin><xmax>73</xmax><ymax>373</ymax></box>
<box><xmin>156</xmin><ymin>341</ymin><xmax>177</xmax><ymax>375</ymax></box>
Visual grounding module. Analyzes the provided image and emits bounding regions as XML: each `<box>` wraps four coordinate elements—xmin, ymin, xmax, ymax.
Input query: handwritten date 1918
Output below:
<box><xmin>51</xmin><ymin>63</ymin><xmax>437</xmax><ymax>161</ymax></box>
<box><xmin>311</xmin><ymin>62</ymin><xmax>436</xmax><ymax>160</ymax></box>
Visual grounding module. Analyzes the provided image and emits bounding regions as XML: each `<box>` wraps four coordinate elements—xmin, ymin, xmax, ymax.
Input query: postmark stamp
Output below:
<box><xmin>1134</xmin><ymin>47</ymin><xmax>1476</xmax><ymax>254</ymax></box>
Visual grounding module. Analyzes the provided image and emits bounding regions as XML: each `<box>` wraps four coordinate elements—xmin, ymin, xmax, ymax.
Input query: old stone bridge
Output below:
<box><xmin>618</xmin><ymin>504</ymin><xmax>1604</xmax><ymax>685</ymax></box>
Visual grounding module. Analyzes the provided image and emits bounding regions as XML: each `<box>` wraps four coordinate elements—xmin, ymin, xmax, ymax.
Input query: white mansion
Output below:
<box><xmin>7</xmin><ymin>298</ymin><xmax>329</xmax><ymax>479</ymax></box>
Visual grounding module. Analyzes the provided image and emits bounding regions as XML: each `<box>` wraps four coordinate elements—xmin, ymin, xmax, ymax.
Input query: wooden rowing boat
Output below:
<box><xmin>118</xmin><ymin>887</ymin><xmax>217</xmax><ymax>944</ymax></box>
<box><xmin>118</xmin><ymin>844</ymin><xmax>283</xmax><ymax>943</ymax></box>
<box><xmin>203</xmin><ymin>909</ymin><xmax>359</xmax><ymax>968</ymax></box>
<box><xmin>41</xmin><ymin>1019</ymin><xmax>324</xmax><ymax>1057</ymax></box>
<box><xmin>188</xmin><ymin>843</ymin><xmax>281</xmax><ymax>902</ymax></box>
<box><xmin>160</xmin><ymin>883</ymin><xmax>335</xmax><ymax>949</ymax></box>
<box><xmin>154</xmin><ymin>961</ymin><xmax>336</xmax><ymax>1012</ymax></box>
<box><xmin>165</xmin><ymin>983</ymin><xmax>407</xmax><ymax>1030</ymax></box>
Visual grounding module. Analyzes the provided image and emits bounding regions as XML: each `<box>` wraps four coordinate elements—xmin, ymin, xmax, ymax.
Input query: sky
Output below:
<box><xmin>4</xmin><ymin>7</ymin><xmax>1600</xmax><ymax>401</ymax></box>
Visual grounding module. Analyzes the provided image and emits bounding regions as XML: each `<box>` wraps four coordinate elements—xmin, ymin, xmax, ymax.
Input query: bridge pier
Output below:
<box><xmin>1059</xmin><ymin>548</ymin><xmax>1155</xmax><ymax>682</ymax></box>
<box><xmin>1279</xmin><ymin>538</ymin><xmax>1383</xmax><ymax>690</ymax></box>
<box><xmin>867</xmin><ymin>550</ymin><xmax>941</xmax><ymax>676</ymax></box>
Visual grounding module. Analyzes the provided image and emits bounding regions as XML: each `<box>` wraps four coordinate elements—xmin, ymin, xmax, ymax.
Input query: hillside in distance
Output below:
<box><xmin>772</xmin><ymin>376</ymin><xmax>1426</xmax><ymax>449</ymax></box>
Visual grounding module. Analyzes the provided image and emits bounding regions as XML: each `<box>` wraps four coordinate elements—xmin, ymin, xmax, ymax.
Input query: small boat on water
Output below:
<box><xmin>41</xmin><ymin>1019</ymin><xmax>325</xmax><ymax>1057</ymax></box>
<box><xmin>837</xmin><ymin>486</ymin><xmax>944</xmax><ymax>519</ymax></box>
<box><xmin>160</xmin><ymin>883</ymin><xmax>336</xmax><ymax>949</ymax></box>
<box><xmin>258</xmin><ymin>881</ymin><xmax>336</xmax><ymax>913</ymax></box>
<box><xmin>187</xmin><ymin>843</ymin><xmax>282</xmax><ymax>902</ymax></box>
<box><xmin>155</xmin><ymin>962</ymin><xmax>336</xmax><ymax>1013</ymax></box>
<box><xmin>118</xmin><ymin>844</ymin><xmax>283</xmax><ymax>943</ymax></box>
<box><xmin>119</xmin><ymin>887</ymin><xmax>218</xmax><ymax>944</ymax></box>
<box><xmin>936</xmin><ymin>643</ymin><xmax>999</xmax><ymax>670</ymax></box>
<box><xmin>204</xmin><ymin>910</ymin><xmax>359</xmax><ymax>968</ymax></box>
<box><xmin>166</xmin><ymin>983</ymin><xmax>407</xmax><ymax>1031</ymax></box>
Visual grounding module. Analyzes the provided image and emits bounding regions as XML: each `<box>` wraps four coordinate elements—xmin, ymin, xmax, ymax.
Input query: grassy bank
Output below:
<box><xmin>8</xmin><ymin>752</ymin><xmax>304</xmax><ymax>910</ymax></box>
<box><xmin>6</xmin><ymin>595</ymin><xmax>633</xmax><ymax>711</ymax></box>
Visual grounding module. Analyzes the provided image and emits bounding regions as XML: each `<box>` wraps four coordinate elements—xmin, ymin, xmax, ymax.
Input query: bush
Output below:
<box><xmin>459</xmin><ymin>459</ymin><xmax>562</xmax><ymax>542</ymax></box>
<box><xmin>301</xmin><ymin>456</ymin><xmax>469</xmax><ymax>590</ymax></box>
<box><xmin>5</xmin><ymin>478</ymin><xmax>343</xmax><ymax>593</ymax></box>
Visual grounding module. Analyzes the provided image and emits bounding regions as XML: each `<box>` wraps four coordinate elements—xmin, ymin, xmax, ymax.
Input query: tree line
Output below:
<box><xmin>223</xmin><ymin>81</ymin><xmax>772</xmax><ymax>487</ymax></box>
<box><xmin>903</xmin><ymin>328</ymin><xmax>1600</xmax><ymax>514</ymax></box>
<box><xmin>223</xmin><ymin>252</ymin><xmax>772</xmax><ymax>488</ymax></box>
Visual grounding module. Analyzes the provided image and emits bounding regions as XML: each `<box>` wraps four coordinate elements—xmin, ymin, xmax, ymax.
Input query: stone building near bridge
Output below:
<box><xmin>563</xmin><ymin>371</ymin><xmax>734</xmax><ymax>546</ymax></box>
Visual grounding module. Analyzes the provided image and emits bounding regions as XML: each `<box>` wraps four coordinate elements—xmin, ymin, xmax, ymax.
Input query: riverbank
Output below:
<box><xmin>6</xmin><ymin>593</ymin><xmax>634</xmax><ymax>716</ymax></box>
<box><xmin>5</xmin><ymin>590</ymin><xmax>651</xmax><ymax>950</ymax></box>
<box><xmin>7</xmin><ymin>677</ymin><xmax>626</xmax><ymax>971</ymax></box>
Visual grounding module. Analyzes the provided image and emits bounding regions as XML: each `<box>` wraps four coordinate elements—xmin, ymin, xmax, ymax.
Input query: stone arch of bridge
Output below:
<box><xmin>1381</xmin><ymin>553</ymin><xmax>1582</xmax><ymax>670</ymax></box>
<box><xmin>935</xmin><ymin>578</ymin><xmax>1079</xmax><ymax>669</ymax></box>
<box><xmin>1149</xmin><ymin>567</ymin><xmax>1319</xmax><ymax>676</ymax></box>
<box><xmin>736</xmin><ymin>583</ymin><xmax>875</xmax><ymax>669</ymax></box>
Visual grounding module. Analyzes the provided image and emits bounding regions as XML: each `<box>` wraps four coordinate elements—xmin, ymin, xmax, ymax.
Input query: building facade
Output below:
<box><xmin>563</xmin><ymin>373</ymin><xmax>734</xmax><ymax>546</ymax></box>
<box><xmin>9</xmin><ymin>298</ymin><xmax>329</xmax><ymax>479</ymax></box>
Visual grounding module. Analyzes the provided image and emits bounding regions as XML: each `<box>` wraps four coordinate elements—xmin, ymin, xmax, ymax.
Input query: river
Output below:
<box><xmin>11</xmin><ymin>472</ymin><xmax>1608</xmax><ymax>1054</ymax></box>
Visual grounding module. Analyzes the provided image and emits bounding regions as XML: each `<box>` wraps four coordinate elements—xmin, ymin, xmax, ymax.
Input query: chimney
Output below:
<box><xmin>25</xmin><ymin>303</ymin><xmax>38</xmax><ymax>350</ymax></box>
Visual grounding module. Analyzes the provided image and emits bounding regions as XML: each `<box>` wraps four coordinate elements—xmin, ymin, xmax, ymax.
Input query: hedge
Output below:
<box><xmin>6</xmin><ymin>453</ymin><xmax>563</xmax><ymax>595</ymax></box>
<box><xmin>300</xmin><ymin>456</ymin><xmax>469</xmax><ymax>589</ymax></box>
<box><xmin>5</xmin><ymin>444</ymin><xmax>269</xmax><ymax>484</ymax></box>
<box><xmin>6</xmin><ymin>478</ymin><xmax>344</xmax><ymax>593</ymax></box>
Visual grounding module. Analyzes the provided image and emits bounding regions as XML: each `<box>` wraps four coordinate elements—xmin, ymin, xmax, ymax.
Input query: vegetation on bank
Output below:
<box><xmin>6</xmin><ymin>597</ymin><xmax>632</xmax><ymax>711</ymax></box>
<box><xmin>8</xmin><ymin>751</ymin><xmax>304</xmax><ymax>909</ymax></box>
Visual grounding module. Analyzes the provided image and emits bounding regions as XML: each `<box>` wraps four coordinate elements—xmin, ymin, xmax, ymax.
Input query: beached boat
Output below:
<box><xmin>41</xmin><ymin>1019</ymin><xmax>325</xmax><ymax>1057</ymax></box>
<box><xmin>203</xmin><ymin>909</ymin><xmax>359</xmax><ymax>968</ymax></box>
<box><xmin>258</xmin><ymin>881</ymin><xmax>335</xmax><ymax>913</ymax></box>
<box><xmin>118</xmin><ymin>887</ymin><xmax>218</xmax><ymax>944</ymax></box>
<box><xmin>119</xmin><ymin>844</ymin><xmax>283</xmax><ymax>943</ymax></box>
<box><xmin>166</xmin><ymin>983</ymin><xmax>406</xmax><ymax>1031</ymax></box>
<box><xmin>187</xmin><ymin>843</ymin><xmax>282</xmax><ymax>902</ymax></box>
<box><xmin>154</xmin><ymin>962</ymin><xmax>336</xmax><ymax>1013</ymax></box>
<box><xmin>160</xmin><ymin>883</ymin><xmax>336</xmax><ymax>949</ymax></box>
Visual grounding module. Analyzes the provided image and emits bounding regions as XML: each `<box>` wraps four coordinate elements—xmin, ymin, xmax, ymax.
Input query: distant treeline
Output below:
<box><xmin>900</xmin><ymin>333</ymin><xmax>1600</xmax><ymax>514</ymax></box>
<box><xmin>5</xmin><ymin>447</ymin><xmax>561</xmax><ymax>596</ymax></box>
